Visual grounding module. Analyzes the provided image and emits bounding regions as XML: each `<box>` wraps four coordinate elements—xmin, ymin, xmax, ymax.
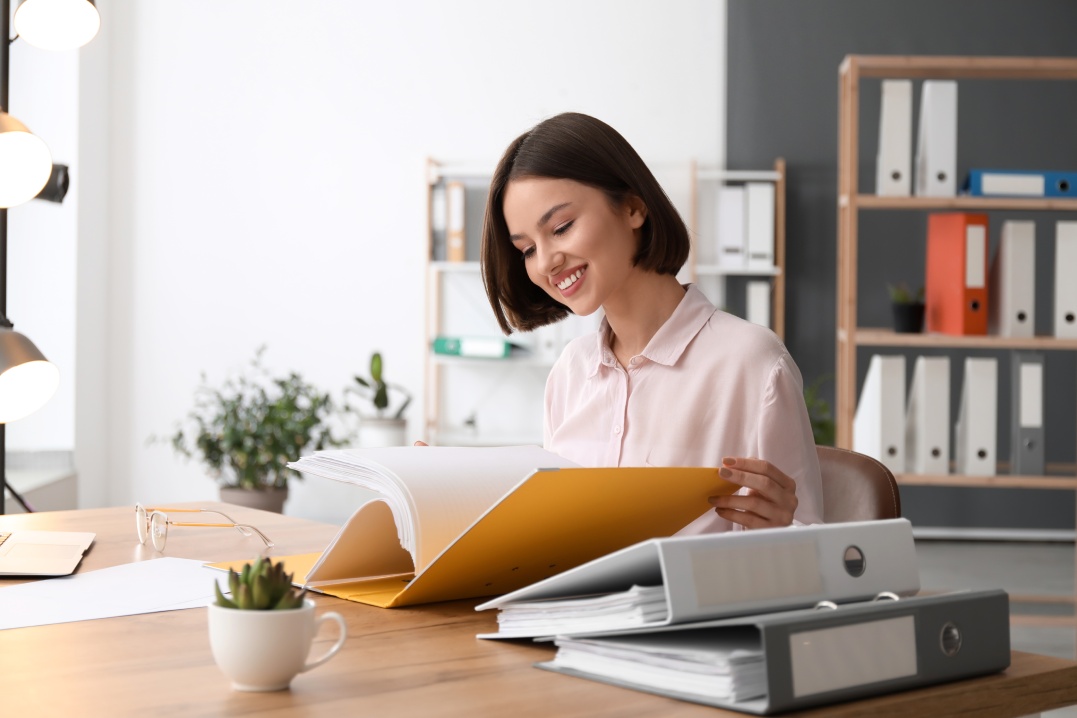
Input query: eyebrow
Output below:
<box><xmin>509</xmin><ymin>202</ymin><xmax>572</xmax><ymax>242</ymax></box>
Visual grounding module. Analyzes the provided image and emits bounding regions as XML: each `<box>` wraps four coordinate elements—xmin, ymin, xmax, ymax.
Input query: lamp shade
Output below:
<box><xmin>0</xmin><ymin>112</ymin><xmax>52</xmax><ymax>208</ymax></box>
<box><xmin>0</xmin><ymin>327</ymin><xmax>59</xmax><ymax>423</ymax></box>
<box><xmin>14</xmin><ymin>0</ymin><xmax>100</xmax><ymax>51</ymax></box>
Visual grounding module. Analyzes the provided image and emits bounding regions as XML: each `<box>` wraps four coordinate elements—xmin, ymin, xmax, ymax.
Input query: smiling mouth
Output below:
<box><xmin>557</xmin><ymin>268</ymin><xmax>584</xmax><ymax>290</ymax></box>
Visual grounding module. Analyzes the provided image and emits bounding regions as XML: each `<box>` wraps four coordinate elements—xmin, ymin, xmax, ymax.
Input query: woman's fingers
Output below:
<box><xmin>709</xmin><ymin>457</ymin><xmax>798</xmax><ymax>528</ymax></box>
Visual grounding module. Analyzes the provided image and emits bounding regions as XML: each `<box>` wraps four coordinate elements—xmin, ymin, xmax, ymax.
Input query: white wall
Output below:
<box><xmin>71</xmin><ymin>0</ymin><xmax>726</xmax><ymax>522</ymax></box>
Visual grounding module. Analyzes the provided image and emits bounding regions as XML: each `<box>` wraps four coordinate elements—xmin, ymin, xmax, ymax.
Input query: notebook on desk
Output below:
<box><xmin>0</xmin><ymin>530</ymin><xmax>95</xmax><ymax>577</ymax></box>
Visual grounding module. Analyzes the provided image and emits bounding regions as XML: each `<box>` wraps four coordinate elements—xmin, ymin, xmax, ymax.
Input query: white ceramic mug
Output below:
<box><xmin>208</xmin><ymin>599</ymin><xmax>347</xmax><ymax>691</ymax></box>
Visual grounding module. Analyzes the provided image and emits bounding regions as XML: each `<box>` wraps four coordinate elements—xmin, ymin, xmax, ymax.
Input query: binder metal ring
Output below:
<box><xmin>813</xmin><ymin>600</ymin><xmax>838</xmax><ymax>611</ymax></box>
<box><xmin>872</xmin><ymin>591</ymin><xmax>901</xmax><ymax>602</ymax></box>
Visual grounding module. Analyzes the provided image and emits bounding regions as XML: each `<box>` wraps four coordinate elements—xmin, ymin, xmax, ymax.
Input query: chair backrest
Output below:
<box><xmin>816</xmin><ymin>445</ymin><xmax>901</xmax><ymax>522</ymax></box>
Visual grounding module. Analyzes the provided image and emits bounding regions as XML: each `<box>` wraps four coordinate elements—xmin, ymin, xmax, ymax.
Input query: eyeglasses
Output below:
<box><xmin>135</xmin><ymin>504</ymin><xmax>274</xmax><ymax>552</ymax></box>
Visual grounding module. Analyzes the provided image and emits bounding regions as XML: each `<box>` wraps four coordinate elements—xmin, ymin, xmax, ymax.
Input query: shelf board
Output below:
<box><xmin>853</xmin><ymin>328</ymin><xmax>1077</xmax><ymax>350</ymax></box>
<box><xmin>693</xmin><ymin>264</ymin><xmax>781</xmax><ymax>277</ymax></box>
<box><xmin>843</xmin><ymin>55</ymin><xmax>1077</xmax><ymax>80</ymax></box>
<box><xmin>851</xmin><ymin>194</ymin><xmax>1077</xmax><ymax>211</ymax></box>
<box><xmin>429</xmin><ymin>261</ymin><xmax>481</xmax><ymax>273</ymax></box>
<box><xmin>428</xmin><ymin>432</ymin><xmax>543</xmax><ymax>447</ymax></box>
<box><xmin>696</xmin><ymin>168</ymin><xmax>781</xmax><ymax>182</ymax></box>
<box><xmin>427</xmin><ymin>163</ymin><xmax>493</xmax><ymax>183</ymax></box>
<box><xmin>431</xmin><ymin>354</ymin><xmax>555</xmax><ymax>368</ymax></box>
<box><xmin>897</xmin><ymin>474</ymin><xmax>1077</xmax><ymax>489</ymax></box>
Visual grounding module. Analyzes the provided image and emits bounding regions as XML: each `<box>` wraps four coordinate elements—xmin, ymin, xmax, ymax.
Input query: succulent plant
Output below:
<box><xmin>214</xmin><ymin>556</ymin><xmax>307</xmax><ymax>610</ymax></box>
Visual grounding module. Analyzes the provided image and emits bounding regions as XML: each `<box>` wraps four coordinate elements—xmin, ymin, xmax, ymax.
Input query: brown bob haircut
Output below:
<box><xmin>481</xmin><ymin>112</ymin><xmax>690</xmax><ymax>334</ymax></box>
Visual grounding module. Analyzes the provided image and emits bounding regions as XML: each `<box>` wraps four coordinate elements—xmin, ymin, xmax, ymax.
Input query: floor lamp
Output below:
<box><xmin>0</xmin><ymin>0</ymin><xmax>100</xmax><ymax>513</ymax></box>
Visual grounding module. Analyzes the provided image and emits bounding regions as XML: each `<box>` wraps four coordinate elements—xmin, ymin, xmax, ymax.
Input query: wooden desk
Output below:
<box><xmin>3</xmin><ymin>503</ymin><xmax>1077</xmax><ymax>717</ymax></box>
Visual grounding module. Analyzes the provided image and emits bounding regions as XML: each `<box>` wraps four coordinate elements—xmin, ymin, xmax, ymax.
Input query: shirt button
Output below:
<box><xmin>613</xmin><ymin>425</ymin><xmax>622</xmax><ymax>435</ymax></box>
<box><xmin>629</xmin><ymin>357</ymin><xmax>639</xmax><ymax>366</ymax></box>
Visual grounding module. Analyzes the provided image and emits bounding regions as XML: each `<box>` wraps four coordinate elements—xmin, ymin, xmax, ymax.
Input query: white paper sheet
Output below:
<box><xmin>0</xmin><ymin>557</ymin><xmax>229</xmax><ymax>630</ymax></box>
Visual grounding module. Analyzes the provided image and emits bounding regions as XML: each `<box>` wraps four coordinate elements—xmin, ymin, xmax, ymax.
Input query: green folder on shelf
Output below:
<box><xmin>433</xmin><ymin>336</ymin><xmax>517</xmax><ymax>359</ymax></box>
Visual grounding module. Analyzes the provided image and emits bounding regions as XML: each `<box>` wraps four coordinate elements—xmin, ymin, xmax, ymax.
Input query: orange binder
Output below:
<box><xmin>925</xmin><ymin>213</ymin><xmax>989</xmax><ymax>335</ymax></box>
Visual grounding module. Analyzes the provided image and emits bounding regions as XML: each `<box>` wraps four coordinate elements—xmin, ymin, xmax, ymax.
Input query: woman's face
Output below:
<box><xmin>502</xmin><ymin>177</ymin><xmax>646</xmax><ymax>317</ymax></box>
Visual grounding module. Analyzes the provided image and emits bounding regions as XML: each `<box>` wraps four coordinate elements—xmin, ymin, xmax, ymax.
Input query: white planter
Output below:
<box><xmin>208</xmin><ymin>598</ymin><xmax>347</xmax><ymax>691</ymax></box>
<box><xmin>358</xmin><ymin>417</ymin><xmax>407</xmax><ymax>447</ymax></box>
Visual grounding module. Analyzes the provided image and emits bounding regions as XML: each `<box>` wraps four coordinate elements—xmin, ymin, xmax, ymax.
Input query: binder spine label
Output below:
<box><xmin>689</xmin><ymin>540</ymin><xmax>821</xmax><ymax>609</ymax></box>
<box><xmin>789</xmin><ymin>615</ymin><xmax>917</xmax><ymax>698</ymax></box>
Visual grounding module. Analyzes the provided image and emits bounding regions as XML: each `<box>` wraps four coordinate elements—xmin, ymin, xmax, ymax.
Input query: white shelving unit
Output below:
<box><xmin>835</xmin><ymin>55</ymin><xmax>1077</xmax><ymax>631</ymax></box>
<box><xmin>686</xmin><ymin>159</ymin><xmax>787</xmax><ymax>340</ymax></box>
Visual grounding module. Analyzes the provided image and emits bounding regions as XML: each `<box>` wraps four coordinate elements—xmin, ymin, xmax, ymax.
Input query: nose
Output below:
<box><xmin>535</xmin><ymin>242</ymin><xmax>564</xmax><ymax>276</ymax></box>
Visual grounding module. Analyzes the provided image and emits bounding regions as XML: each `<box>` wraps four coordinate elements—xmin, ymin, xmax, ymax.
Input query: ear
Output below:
<box><xmin>624</xmin><ymin>194</ymin><xmax>647</xmax><ymax>230</ymax></box>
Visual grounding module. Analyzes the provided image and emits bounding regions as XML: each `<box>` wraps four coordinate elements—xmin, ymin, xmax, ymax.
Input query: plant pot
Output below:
<box><xmin>891</xmin><ymin>302</ymin><xmax>925</xmax><ymax>334</ymax></box>
<box><xmin>219</xmin><ymin>486</ymin><xmax>288</xmax><ymax>513</ymax></box>
<box><xmin>358</xmin><ymin>417</ymin><xmax>408</xmax><ymax>447</ymax></box>
<box><xmin>208</xmin><ymin>599</ymin><xmax>347</xmax><ymax>691</ymax></box>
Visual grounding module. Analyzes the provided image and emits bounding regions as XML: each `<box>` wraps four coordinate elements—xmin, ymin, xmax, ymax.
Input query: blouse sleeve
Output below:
<box><xmin>757</xmin><ymin>353</ymin><xmax>824</xmax><ymax>525</ymax></box>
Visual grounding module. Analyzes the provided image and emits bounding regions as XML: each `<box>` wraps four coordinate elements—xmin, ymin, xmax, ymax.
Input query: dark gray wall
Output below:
<box><xmin>727</xmin><ymin>0</ymin><xmax>1077</xmax><ymax>531</ymax></box>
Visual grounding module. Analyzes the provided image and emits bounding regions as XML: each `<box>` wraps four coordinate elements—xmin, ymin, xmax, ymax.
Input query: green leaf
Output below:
<box><xmin>214</xmin><ymin>581</ymin><xmax>237</xmax><ymax>609</ymax></box>
<box><xmin>370</xmin><ymin>352</ymin><xmax>383</xmax><ymax>383</ymax></box>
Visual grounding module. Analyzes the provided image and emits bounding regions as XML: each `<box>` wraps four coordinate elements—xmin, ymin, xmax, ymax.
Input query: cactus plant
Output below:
<box><xmin>214</xmin><ymin>556</ymin><xmax>307</xmax><ymax>610</ymax></box>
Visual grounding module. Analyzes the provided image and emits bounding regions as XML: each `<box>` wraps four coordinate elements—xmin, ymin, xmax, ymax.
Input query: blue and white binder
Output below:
<box><xmin>476</xmin><ymin>519</ymin><xmax>919</xmax><ymax>640</ymax></box>
<box><xmin>964</xmin><ymin>169</ymin><xmax>1077</xmax><ymax>198</ymax></box>
<box><xmin>539</xmin><ymin>589</ymin><xmax>1011</xmax><ymax>715</ymax></box>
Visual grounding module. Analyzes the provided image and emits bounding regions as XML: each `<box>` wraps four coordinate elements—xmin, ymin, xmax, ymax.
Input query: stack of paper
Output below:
<box><xmin>495</xmin><ymin>585</ymin><xmax>670</xmax><ymax>637</ymax></box>
<box><xmin>551</xmin><ymin>630</ymin><xmax>766</xmax><ymax>703</ymax></box>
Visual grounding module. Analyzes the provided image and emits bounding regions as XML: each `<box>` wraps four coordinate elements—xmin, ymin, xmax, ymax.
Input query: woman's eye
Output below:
<box><xmin>521</xmin><ymin>246</ymin><xmax>536</xmax><ymax>260</ymax></box>
<box><xmin>553</xmin><ymin>220</ymin><xmax>574</xmax><ymax>236</ymax></box>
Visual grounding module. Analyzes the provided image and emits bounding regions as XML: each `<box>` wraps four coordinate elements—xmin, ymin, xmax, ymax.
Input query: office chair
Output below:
<box><xmin>816</xmin><ymin>445</ymin><xmax>901</xmax><ymax>522</ymax></box>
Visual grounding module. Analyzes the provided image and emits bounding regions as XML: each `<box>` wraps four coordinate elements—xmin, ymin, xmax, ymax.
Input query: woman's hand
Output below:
<box><xmin>707</xmin><ymin>457</ymin><xmax>798</xmax><ymax>529</ymax></box>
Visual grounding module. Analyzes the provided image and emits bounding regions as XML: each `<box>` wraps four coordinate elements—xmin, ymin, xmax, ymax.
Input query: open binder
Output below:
<box><xmin>213</xmin><ymin>446</ymin><xmax>738</xmax><ymax>608</ymax></box>
<box><xmin>539</xmin><ymin>589</ymin><xmax>1010</xmax><ymax>715</ymax></box>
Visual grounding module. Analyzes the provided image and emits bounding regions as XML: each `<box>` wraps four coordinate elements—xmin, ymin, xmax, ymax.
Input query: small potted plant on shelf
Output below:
<box><xmin>888</xmin><ymin>282</ymin><xmax>926</xmax><ymax>334</ymax></box>
<box><xmin>803</xmin><ymin>374</ymin><xmax>836</xmax><ymax>447</ymax></box>
<box><xmin>208</xmin><ymin>557</ymin><xmax>347</xmax><ymax>691</ymax></box>
<box><xmin>162</xmin><ymin>347</ymin><xmax>348</xmax><ymax>513</ymax></box>
<box><xmin>347</xmin><ymin>351</ymin><xmax>412</xmax><ymax>447</ymax></box>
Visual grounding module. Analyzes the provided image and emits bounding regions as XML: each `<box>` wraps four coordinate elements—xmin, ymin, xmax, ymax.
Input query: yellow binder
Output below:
<box><xmin>215</xmin><ymin>466</ymin><xmax>736</xmax><ymax>608</ymax></box>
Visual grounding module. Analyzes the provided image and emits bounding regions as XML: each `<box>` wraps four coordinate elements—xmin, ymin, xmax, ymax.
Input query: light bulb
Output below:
<box><xmin>0</xmin><ymin>114</ymin><xmax>52</xmax><ymax>208</ymax></box>
<box><xmin>14</xmin><ymin>0</ymin><xmax>101</xmax><ymax>52</ymax></box>
<box><xmin>0</xmin><ymin>359</ymin><xmax>59</xmax><ymax>423</ymax></box>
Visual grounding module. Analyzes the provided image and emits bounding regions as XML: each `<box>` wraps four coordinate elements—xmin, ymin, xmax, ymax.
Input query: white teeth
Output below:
<box><xmin>558</xmin><ymin>268</ymin><xmax>584</xmax><ymax>290</ymax></box>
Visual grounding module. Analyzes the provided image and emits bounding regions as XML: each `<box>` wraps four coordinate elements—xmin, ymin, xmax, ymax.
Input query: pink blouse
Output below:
<box><xmin>544</xmin><ymin>285</ymin><xmax>823</xmax><ymax>533</ymax></box>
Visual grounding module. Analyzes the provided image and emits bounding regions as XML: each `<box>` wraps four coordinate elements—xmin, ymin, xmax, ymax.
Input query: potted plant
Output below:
<box><xmin>208</xmin><ymin>557</ymin><xmax>347</xmax><ymax>691</ymax></box>
<box><xmin>803</xmin><ymin>374</ymin><xmax>836</xmax><ymax>447</ymax></box>
<box><xmin>348</xmin><ymin>351</ymin><xmax>412</xmax><ymax>447</ymax></box>
<box><xmin>163</xmin><ymin>347</ymin><xmax>348</xmax><ymax>512</ymax></box>
<box><xmin>888</xmin><ymin>282</ymin><xmax>925</xmax><ymax>334</ymax></box>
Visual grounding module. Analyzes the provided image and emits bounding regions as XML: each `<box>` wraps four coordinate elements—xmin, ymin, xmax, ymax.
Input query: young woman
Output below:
<box><xmin>480</xmin><ymin>112</ymin><xmax>822</xmax><ymax>532</ymax></box>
